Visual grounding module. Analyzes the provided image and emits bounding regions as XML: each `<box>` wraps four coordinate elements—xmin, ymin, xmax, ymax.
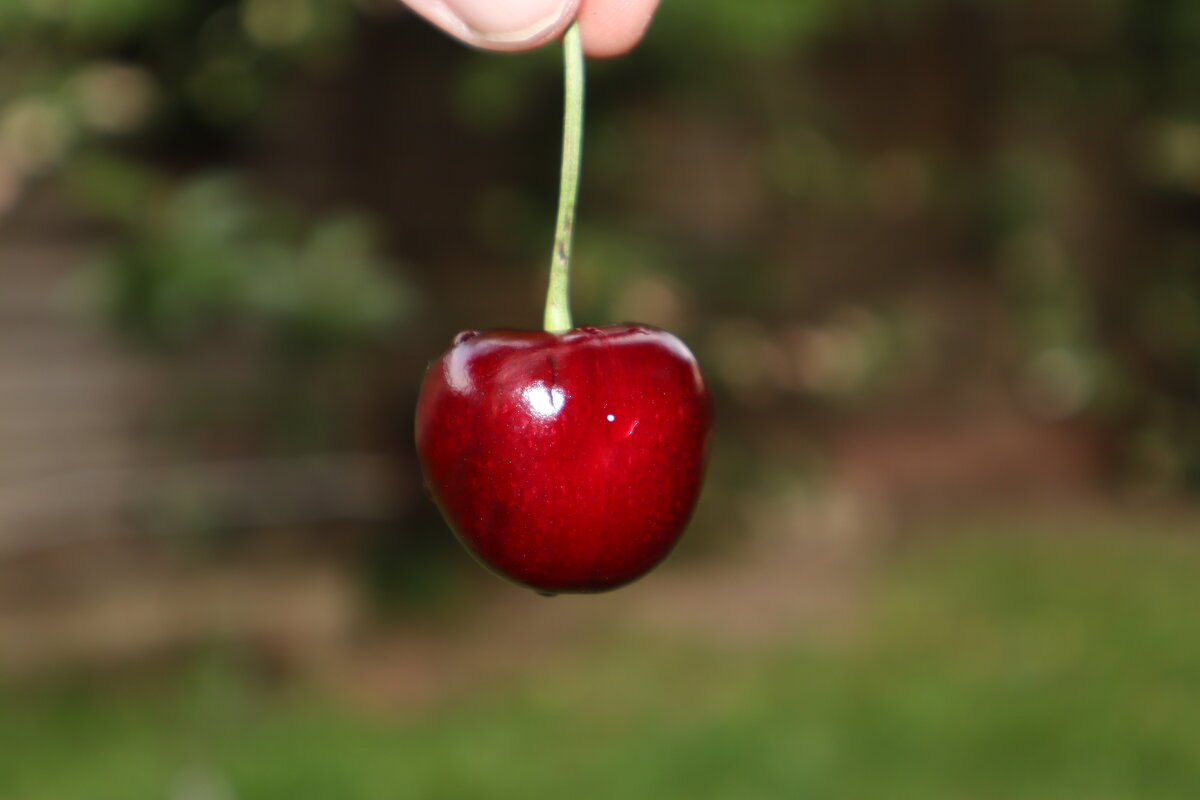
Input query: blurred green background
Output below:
<box><xmin>1</xmin><ymin>0</ymin><xmax>1199</xmax><ymax>797</ymax></box>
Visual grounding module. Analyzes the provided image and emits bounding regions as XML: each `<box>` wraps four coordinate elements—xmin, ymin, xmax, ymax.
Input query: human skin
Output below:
<box><xmin>399</xmin><ymin>0</ymin><xmax>661</xmax><ymax>57</ymax></box>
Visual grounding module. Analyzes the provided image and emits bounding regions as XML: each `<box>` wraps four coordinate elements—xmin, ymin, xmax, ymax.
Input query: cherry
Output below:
<box><xmin>414</xmin><ymin>27</ymin><xmax>711</xmax><ymax>592</ymax></box>
<box><xmin>415</xmin><ymin>324</ymin><xmax>711</xmax><ymax>593</ymax></box>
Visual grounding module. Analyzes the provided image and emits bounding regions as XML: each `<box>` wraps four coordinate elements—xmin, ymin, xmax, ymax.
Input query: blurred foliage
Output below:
<box><xmin>0</xmin><ymin>0</ymin><xmax>407</xmax><ymax>349</ymax></box>
<box><xmin>75</xmin><ymin>166</ymin><xmax>408</xmax><ymax>353</ymax></box>
<box><xmin>3</xmin><ymin>517</ymin><xmax>1199</xmax><ymax>798</ymax></box>
<box><xmin>0</xmin><ymin>0</ymin><xmax>418</xmax><ymax>459</ymax></box>
<box><xmin>1</xmin><ymin>0</ymin><xmax>1200</xmax><ymax>492</ymax></box>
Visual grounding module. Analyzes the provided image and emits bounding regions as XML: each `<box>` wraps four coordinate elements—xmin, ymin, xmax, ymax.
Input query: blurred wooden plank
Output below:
<box><xmin>0</xmin><ymin>562</ymin><xmax>359</xmax><ymax>674</ymax></box>
<box><xmin>0</xmin><ymin>327</ymin><xmax>126</xmax><ymax>360</ymax></box>
<box><xmin>0</xmin><ymin>237</ymin><xmax>404</xmax><ymax>566</ymax></box>
<box><xmin>0</xmin><ymin>436</ymin><xmax>152</xmax><ymax>486</ymax></box>
<box><xmin>0</xmin><ymin>454</ymin><xmax>404</xmax><ymax>555</ymax></box>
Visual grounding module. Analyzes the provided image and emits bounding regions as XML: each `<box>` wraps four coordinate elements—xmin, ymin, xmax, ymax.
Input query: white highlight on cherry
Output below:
<box><xmin>523</xmin><ymin>381</ymin><xmax>566</xmax><ymax>419</ymax></box>
<box><xmin>445</xmin><ymin>347</ymin><xmax>474</xmax><ymax>394</ymax></box>
<box><xmin>606</xmin><ymin>414</ymin><xmax>615</xmax><ymax>422</ymax></box>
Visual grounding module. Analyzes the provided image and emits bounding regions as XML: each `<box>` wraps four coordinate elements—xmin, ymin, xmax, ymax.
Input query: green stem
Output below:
<box><xmin>543</xmin><ymin>21</ymin><xmax>585</xmax><ymax>333</ymax></box>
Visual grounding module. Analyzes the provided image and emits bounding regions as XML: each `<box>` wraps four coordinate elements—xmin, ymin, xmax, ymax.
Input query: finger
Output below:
<box><xmin>401</xmin><ymin>0</ymin><xmax>581</xmax><ymax>52</ymax></box>
<box><xmin>576</xmin><ymin>0</ymin><xmax>661</xmax><ymax>58</ymax></box>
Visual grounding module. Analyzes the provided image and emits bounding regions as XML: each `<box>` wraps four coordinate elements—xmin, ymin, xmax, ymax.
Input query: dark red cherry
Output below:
<box><xmin>415</xmin><ymin>323</ymin><xmax>712</xmax><ymax>594</ymax></box>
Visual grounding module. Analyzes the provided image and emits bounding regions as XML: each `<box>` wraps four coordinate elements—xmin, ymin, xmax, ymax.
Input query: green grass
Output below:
<box><xmin>3</xmin><ymin>516</ymin><xmax>1200</xmax><ymax>799</ymax></box>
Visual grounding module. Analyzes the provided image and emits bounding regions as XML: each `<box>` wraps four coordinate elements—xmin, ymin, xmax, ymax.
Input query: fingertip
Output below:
<box><xmin>403</xmin><ymin>0</ymin><xmax>581</xmax><ymax>52</ymax></box>
<box><xmin>577</xmin><ymin>0</ymin><xmax>660</xmax><ymax>58</ymax></box>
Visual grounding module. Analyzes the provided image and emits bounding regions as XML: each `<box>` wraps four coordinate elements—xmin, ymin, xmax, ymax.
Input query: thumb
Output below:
<box><xmin>402</xmin><ymin>0</ymin><xmax>581</xmax><ymax>52</ymax></box>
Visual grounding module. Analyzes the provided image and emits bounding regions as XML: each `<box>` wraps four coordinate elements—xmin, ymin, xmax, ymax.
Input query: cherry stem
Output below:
<box><xmin>543</xmin><ymin>21</ymin><xmax>585</xmax><ymax>334</ymax></box>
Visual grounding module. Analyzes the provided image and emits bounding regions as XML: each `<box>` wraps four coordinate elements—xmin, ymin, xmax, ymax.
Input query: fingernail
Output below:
<box><xmin>444</xmin><ymin>0</ymin><xmax>576</xmax><ymax>45</ymax></box>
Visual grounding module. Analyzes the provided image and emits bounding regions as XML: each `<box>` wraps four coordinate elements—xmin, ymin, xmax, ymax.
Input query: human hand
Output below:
<box><xmin>400</xmin><ymin>0</ymin><xmax>661</xmax><ymax>58</ymax></box>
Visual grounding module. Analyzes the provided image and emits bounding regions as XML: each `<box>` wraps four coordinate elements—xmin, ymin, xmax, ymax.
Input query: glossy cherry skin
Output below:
<box><xmin>415</xmin><ymin>323</ymin><xmax>712</xmax><ymax>594</ymax></box>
